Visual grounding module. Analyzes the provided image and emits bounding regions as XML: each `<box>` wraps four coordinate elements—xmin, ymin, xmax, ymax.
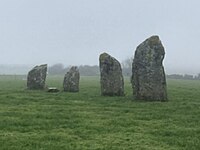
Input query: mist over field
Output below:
<box><xmin>0</xmin><ymin>0</ymin><xmax>200</xmax><ymax>75</ymax></box>
<box><xmin>0</xmin><ymin>63</ymin><xmax>199</xmax><ymax>77</ymax></box>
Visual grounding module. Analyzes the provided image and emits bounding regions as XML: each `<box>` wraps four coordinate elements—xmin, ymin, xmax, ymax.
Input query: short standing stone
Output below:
<box><xmin>27</xmin><ymin>64</ymin><xmax>47</xmax><ymax>90</ymax></box>
<box><xmin>99</xmin><ymin>53</ymin><xmax>124</xmax><ymax>96</ymax></box>
<box><xmin>131</xmin><ymin>36</ymin><xmax>167</xmax><ymax>101</ymax></box>
<box><xmin>63</xmin><ymin>66</ymin><xmax>80</xmax><ymax>92</ymax></box>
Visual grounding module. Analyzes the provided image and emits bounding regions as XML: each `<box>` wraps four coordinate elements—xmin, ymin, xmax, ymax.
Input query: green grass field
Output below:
<box><xmin>0</xmin><ymin>75</ymin><xmax>200</xmax><ymax>150</ymax></box>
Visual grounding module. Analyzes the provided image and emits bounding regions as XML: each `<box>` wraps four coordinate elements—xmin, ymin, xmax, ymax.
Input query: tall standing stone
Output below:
<box><xmin>131</xmin><ymin>36</ymin><xmax>167</xmax><ymax>101</ymax></box>
<box><xmin>99</xmin><ymin>53</ymin><xmax>124</xmax><ymax>96</ymax></box>
<box><xmin>63</xmin><ymin>66</ymin><xmax>80</xmax><ymax>92</ymax></box>
<box><xmin>27</xmin><ymin>64</ymin><xmax>47</xmax><ymax>90</ymax></box>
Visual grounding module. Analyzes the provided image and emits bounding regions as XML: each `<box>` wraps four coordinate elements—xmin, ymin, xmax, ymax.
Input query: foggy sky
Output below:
<box><xmin>0</xmin><ymin>0</ymin><xmax>200</xmax><ymax>74</ymax></box>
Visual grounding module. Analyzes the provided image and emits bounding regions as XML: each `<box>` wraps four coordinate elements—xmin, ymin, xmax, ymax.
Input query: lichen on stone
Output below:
<box><xmin>99</xmin><ymin>52</ymin><xmax>124</xmax><ymax>96</ymax></box>
<box><xmin>132</xmin><ymin>36</ymin><xmax>167</xmax><ymax>101</ymax></box>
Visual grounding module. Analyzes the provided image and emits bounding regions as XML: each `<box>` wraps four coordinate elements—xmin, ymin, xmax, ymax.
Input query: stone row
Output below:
<box><xmin>27</xmin><ymin>35</ymin><xmax>168</xmax><ymax>101</ymax></box>
<box><xmin>27</xmin><ymin>65</ymin><xmax>80</xmax><ymax>93</ymax></box>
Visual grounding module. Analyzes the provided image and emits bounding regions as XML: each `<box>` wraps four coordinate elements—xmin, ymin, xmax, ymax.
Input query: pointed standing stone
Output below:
<box><xmin>27</xmin><ymin>64</ymin><xmax>47</xmax><ymax>90</ymax></box>
<box><xmin>99</xmin><ymin>53</ymin><xmax>124</xmax><ymax>96</ymax></box>
<box><xmin>131</xmin><ymin>36</ymin><xmax>167</xmax><ymax>101</ymax></box>
<box><xmin>63</xmin><ymin>66</ymin><xmax>80</xmax><ymax>92</ymax></box>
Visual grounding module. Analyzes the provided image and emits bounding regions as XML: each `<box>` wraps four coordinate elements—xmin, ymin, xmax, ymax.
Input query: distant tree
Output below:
<box><xmin>194</xmin><ymin>73</ymin><xmax>200</xmax><ymax>80</ymax></box>
<box><xmin>121</xmin><ymin>57</ymin><xmax>133</xmax><ymax>76</ymax></box>
<box><xmin>79</xmin><ymin>65</ymin><xmax>99</xmax><ymax>76</ymax></box>
<box><xmin>166</xmin><ymin>74</ymin><xmax>184</xmax><ymax>79</ymax></box>
<box><xmin>48</xmin><ymin>63</ymin><xmax>66</xmax><ymax>75</ymax></box>
<box><xmin>121</xmin><ymin>57</ymin><xmax>133</xmax><ymax>69</ymax></box>
<box><xmin>183</xmin><ymin>74</ymin><xmax>194</xmax><ymax>80</ymax></box>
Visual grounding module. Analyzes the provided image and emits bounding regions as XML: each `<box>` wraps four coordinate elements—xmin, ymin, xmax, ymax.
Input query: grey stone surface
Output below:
<box><xmin>63</xmin><ymin>66</ymin><xmax>80</xmax><ymax>92</ymax></box>
<box><xmin>47</xmin><ymin>87</ymin><xmax>60</xmax><ymax>93</ymax></box>
<box><xmin>131</xmin><ymin>35</ymin><xmax>167</xmax><ymax>101</ymax></box>
<box><xmin>99</xmin><ymin>53</ymin><xmax>124</xmax><ymax>96</ymax></box>
<box><xmin>27</xmin><ymin>64</ymin><xmax>47</xmax><ymax>90</ymax></box>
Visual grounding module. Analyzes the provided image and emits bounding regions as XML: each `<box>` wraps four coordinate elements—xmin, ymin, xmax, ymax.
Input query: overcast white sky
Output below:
<box><xmin>0</xmin><ymin>0</ymin><xmax>200</xmax><ymax>74</ymax></box>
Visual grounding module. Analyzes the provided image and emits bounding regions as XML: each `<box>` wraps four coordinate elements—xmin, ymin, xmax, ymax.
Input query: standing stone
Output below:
<box><xmin>131</xmin><ymin>35</ymin><xmax>167</xmax><ymax>101</ymax></box>
<box><xmin>63</xmin><ymin>66</ymin><xmax>80</xmax><ymax>92</ymax></box>
<box><xmin>99</xmin><ymin>53</ymin><xmax>124</xmax><ymax>96</ymax></box>
<box><xmin>27</xmin><ymin>64</ymin><xmax>47</xmax><ymax>90</ymax></box>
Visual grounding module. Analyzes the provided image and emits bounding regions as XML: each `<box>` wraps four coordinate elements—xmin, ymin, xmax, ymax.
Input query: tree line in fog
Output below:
<box><xmin>48</xmin><ymin>58</ymin><xmax>133</xmax><ymax>76</ymax></box>
<box><xmin>48</xmin><ymin>57</ymin><xmax>200</xmax><ymax>80</ymax></box>
<box><xmin>167</xmin><ymin>74</ymin><xmax>200</xmax><ymax>80</ymax></box>
<box><xmin>48</xmin><ymin>63</ymin><xmax>100</xmax><ymax>76</ymax></box>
